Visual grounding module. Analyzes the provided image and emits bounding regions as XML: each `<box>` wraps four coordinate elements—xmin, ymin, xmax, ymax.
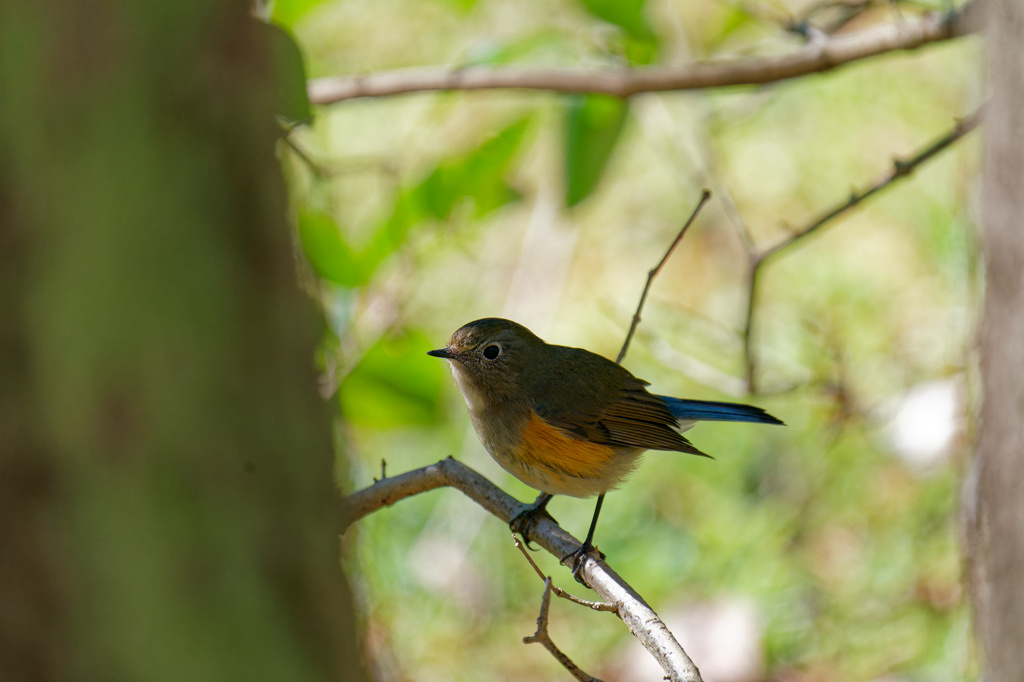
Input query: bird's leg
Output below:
<box><xmin>510</xmin><ymin>492</ymin><xmax>556</xmax><ymax>548</ymax></box>
<box><xmin>563</xmin><ymin>493</ymin><xmax>607</xmax><ymax>587</ymax></box>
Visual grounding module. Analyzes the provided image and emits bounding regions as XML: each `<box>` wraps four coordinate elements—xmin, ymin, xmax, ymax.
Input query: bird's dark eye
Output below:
<box><xmin>482</xmin><ymin>344</ymin><xmax>501</xmax><ymax>360</ymax></box>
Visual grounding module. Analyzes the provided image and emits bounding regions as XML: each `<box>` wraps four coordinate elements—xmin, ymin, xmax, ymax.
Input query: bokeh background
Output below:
<box><xmin>275</xmin><ymin>0</ymin><xmax>980</xmax><ymax>679</ymax></box>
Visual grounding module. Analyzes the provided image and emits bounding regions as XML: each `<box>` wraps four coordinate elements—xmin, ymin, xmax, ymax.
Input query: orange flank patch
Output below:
<box><xmin>495</xmin><ymin>411</ymin><xmax>641</xmax><ymax>497</ymax></box>
<box><xmin>519</xmin><ymin>412</ymin><xmax>621</xmax><ymax>480</ymax></box>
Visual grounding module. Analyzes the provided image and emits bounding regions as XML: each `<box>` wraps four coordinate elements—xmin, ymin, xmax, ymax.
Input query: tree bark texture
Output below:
<box><xmin>0</xmin><ymin>2</ymin><xmax>364</xmax><ymax>680</ymax></box>
<box><xmin>974</xmin><ymin>1</ymin><xmax>1024</xmax><ymax>680</ymax></box>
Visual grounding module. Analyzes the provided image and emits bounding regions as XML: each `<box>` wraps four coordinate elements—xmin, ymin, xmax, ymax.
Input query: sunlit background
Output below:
<box><xmin>272</xmin><ymin>0</ymin><xmax>980</xmax><ymax>678</ymax></box>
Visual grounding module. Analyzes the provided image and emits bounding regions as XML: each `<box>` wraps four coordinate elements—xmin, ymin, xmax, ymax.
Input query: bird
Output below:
<box><xmin>427</xmin><ymin>317</ymin><xmax>783</xmax><ymax>583</ymax></box>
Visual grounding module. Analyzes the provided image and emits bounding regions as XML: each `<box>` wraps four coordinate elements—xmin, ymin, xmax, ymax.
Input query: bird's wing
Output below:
<box><xmin>528</xmin><ymin>346</ymin><xmax>708</xmax><ymax>456</ymax></box>
<box><xmin>597</xmin><ymin>388</ymin><xmax>708</xmax><ymax>456</ymax></box>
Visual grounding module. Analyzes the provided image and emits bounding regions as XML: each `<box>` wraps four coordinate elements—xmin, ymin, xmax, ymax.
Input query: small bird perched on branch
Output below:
<box><xmin>429</xmin><ymin>317</ymin><xmax>784</xmax><ymax>584</ymax></box>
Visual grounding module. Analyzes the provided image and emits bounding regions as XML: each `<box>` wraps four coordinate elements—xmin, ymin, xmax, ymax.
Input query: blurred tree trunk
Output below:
<box><xmin>974</xmin><ymin>0</ymin><xmax>1024</xmax><ymax>679</ymax></box>
<box><xmin>0</xmin><ymin>2</ymin><xmax>365</xmax><ymax>681</ymax></box>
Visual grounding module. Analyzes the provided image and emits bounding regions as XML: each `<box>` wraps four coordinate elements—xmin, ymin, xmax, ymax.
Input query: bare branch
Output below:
<box><xmin>523</xmin><ymin>578</ymin><xmax>603</xmax><ymax>682</ymax></box>
<box><xmin>342</xmin><ymin>457</ymin><xmax>703</xmax><ymax>681</ymax></box>
<box><xmin>283</xmin><ymin>135</ymin><xmax>327</xmax><ymax>177</ymax></box>
<box><xmin>309</xmin><ymin>6</ymin><xmax>978</xmax><ymax>106</ymax></box>
<box><xmin>742</xmin><ymin>264</ymin><xmax>765</xmax><ymax>393</ymax></box>
<box><xmin>341</xmin><ymin>456</ymin><xmax>510</xmax><ymax>533</ymax></box>
<box><xmin>512</xmin><ymin>535</ymin><xmax>617</xmax><ymax>612</ymax></box>
<box><xmin>617</xmin><ymin>190</ymin><xmax>711</xmax><ymax>364</ymax></box>
<box><xmin>741</xmin><ymin>108</ymin><xmax>982</xmax><ymax>392</ymax></box>
<box><xmin>760</xmin><ymin>110</ymin><xmax>982</xmax><ymax>263</ymax></box>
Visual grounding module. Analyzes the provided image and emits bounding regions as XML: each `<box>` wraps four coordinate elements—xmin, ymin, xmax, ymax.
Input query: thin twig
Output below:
<box><xmin>284</xmin><ymin>136</ymin><xmax>397</xmax><ymax>178</ymax></box>
<box><xmin>523</xmin><ymin>579</ymin><xmax>603</xmax><ymax>682</ymax></box>
<box><xmin>764</xmin><ymin>111</ymin><xmax>981</xmax><ymax>262</ymax></box>
<box><xmin>512</xmin><ymin>536</ymin><xmax>618</xmax><ymax>612</ymax></box>
<box><xmin>373</xmin><ymin>459</ymin><xmax>387</xmax><ymax>483</ymax></box>
<box><xmin>617</xmin><ymin>190</ymin><xmax>711</xmax><ymax>364</ymax></box>
<box><xmin>741</xmin><ymin>108</ymin><xmax>982</xmax><ymax>392</ymax></box>
<box><xmin>792</xmin><ymin>0</ymin><xmax>877</xmax><ymax>34</ymax></box>
<box><xmin>308</xmin><ymin>6</ymin><xmax>977</xmax><ymax>105</ymax></box>
<box><xmin>742</xmin><ymin>264</ymin><xmax>764</xmax><ymax>393</ymax></box>
<box><xmin>341</xmin><ymin>457</ymin><xmax>703</xmax><ymax>681</ymax></box>
<box><xmin>283</xmin><ymin>135</ymin><xmax>327</xmax><ymax>177</ymax></box>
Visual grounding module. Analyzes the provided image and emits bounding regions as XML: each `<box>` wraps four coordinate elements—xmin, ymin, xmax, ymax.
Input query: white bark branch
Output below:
<box><xmin>310</xmin><ymin>4</ymin><xmax>980</xmax><ymax>106</ymax></box>
<box><xmin>342</xmin><ymin>457</ymin><xmax>703</xmax><ymax>682</ymax></box>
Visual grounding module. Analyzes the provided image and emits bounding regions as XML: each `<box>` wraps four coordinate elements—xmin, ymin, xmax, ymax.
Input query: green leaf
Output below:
<box><xmin>621</xmin><ymin>35</ymin><xmax>658</xmax><ymax>66</ymax></box>
<box><xmin>271</xmin><ymin>0</ymin><xmax>331</xmax><ymax>29</ymax></box>
<box><xmin>448</xmin><ymin>118</ymin><xmax>529</xmax><ymax>217</ymax></box>
<box><xmin>578</xmin><ymin>0</ymin><xmax>650</xmax><ymax>40</ymax></box>
<box><xmin>564</xmin><ymin>94</ymin><xmax>629</xmax><ymax>207</ymax></box>
<box><xmin>340</xmin><ymin>330</ymin><xmax>447</xmax><ymax>428</ymax></box>
<box><xmin>704</xmin><ymin>6</ymin><xmax>758</xmax><ymax>52</ymax></box>
<box><xmin>376</xmin><ymin>117</ymin><xmax>530</xmax><ymax>241</ymax></box>
<box><xmin>297</xmin><ymin>212</ymin><xmax>375</xmax><ymax>287</ymax></box>
<box><xmin>577</xmin><ymin>0</ymin><xmax>658</xmax><ymax>64</ymax></box>
<box><xmin>426</xmin><ymin>117</ymin><xmax>529</xmax><ymax>219</ymax></box>
<box><xmin>305</xmin><ymin>114</ymin><xmax>529</xmax><ymax>286</ymax></box>
<box><xmin>261</xmin><ymin>22</ymin><xmax>312</xmax><ymax>124</ymax></box>
<box><xmin>438</xmin><ymin>0</ymin><xmax>480</xmax><ymax>11</ymax></box>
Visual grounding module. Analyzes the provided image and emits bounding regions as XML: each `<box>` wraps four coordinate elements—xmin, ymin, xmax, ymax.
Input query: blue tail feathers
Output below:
<box><xmin>660</xmin><ymin>396</ymin><xmax>784</xmax><ymax>425</ymax></box>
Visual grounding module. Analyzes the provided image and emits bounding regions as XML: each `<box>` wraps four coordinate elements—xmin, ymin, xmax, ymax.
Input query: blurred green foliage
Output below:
<box><xmin>299</xmin><ymin>211</ymin><xmax>373</xmax><ymax>286</ymax></box>
<box><xmin>404</xmin><ymin>116</ymin><xmax>528</xmax><ymax>223</ymax></box>
<box><xmin>276</xmin><ymin>0</ymin><xmax>979</xmax><ymax>679</ymax></box>
<box><xmin>271</xmin><ymin>0</ymin><xmax>331</xmax><ymax>27</ymax></box>
<box><xmin>578</xmin><ymin>0</ymin><xmax>659</xmax><ymax>64</ymax></box>
<box><xmin>341</xmin><ymin>330</ymin><xmax>447</xmax><ymax>427</ymax></box>
<box><xmin>564</xmin><ymin>95</ymin><xmax>630</xmax><ymax>207</ymax></box>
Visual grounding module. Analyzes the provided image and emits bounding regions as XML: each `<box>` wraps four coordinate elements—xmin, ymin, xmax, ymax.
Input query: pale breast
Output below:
<box><xmin>449</xmin><ymin>362</ymin><xmax>487</xmax><ymax>411</ymax></box>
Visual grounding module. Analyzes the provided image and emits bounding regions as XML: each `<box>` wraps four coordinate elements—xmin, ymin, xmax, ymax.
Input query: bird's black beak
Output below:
<box><xmin>427</xmin><ymin>348</ymin><xmax>455</xmax><ymax>359</ymax></box>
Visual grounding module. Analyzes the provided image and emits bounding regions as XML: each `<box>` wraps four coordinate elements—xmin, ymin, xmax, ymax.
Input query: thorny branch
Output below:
<box><xmin>741</xmin><ymin>108</ymin><xmax>982</xmax><ymax>392</ymax></box>
<box><xmin>308</xmin><ymin>5</ymin><xmax>979</xmax><ymax>105</ymax></box>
